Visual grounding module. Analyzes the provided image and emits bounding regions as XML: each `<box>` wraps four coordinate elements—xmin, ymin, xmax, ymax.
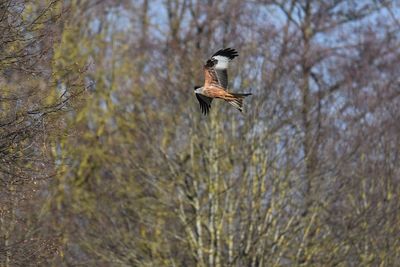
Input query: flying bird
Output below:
<box><xmin>194</xmin><ymin>48</ymin><xmax>252</xmax><ymax>115</ymax></box>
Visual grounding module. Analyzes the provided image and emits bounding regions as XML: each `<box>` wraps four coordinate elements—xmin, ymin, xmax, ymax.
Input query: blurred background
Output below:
<box><xmin>1</xmin><ymin>0</ymin><xmax>400</xmax><ymax>266</ymax></box>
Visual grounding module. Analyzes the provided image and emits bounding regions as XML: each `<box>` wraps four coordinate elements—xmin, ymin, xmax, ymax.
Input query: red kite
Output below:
<box><xmin>194</xmin><ymin>48</ymin><xmax>251</xmax><ymax>115</ymax></box>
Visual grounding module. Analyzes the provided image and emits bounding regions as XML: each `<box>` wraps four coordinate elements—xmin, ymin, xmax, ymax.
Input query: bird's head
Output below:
<box><xmin>194</xmin><ymin>85</ymin><xmax>202</xmax><ymax>93</ymax></box>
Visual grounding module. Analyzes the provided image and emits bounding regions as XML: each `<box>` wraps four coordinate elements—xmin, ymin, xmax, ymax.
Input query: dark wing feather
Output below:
<box><xmin>195</xmin><ymin>93</ymin><xmax>213</xmax><ymax>115</ymax></box>
<box><xmin>215</xmin><ymin>69</ymin><xmax>228</xmax><ymax>89</ymax></box>
<box><xmin>212</xmin><ymin>48</ymin><xmax>238</xmax><ymax>59</ymax></box>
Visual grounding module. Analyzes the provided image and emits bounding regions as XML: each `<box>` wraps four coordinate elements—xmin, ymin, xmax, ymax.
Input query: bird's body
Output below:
<box><xmin>195</xmin><ymin>85</ymin><xmax>233</xmax><ymax>99</ymax></box>
<box><xmin>194</xmin><ymin>48</ymin><xmax>252</xmax><ymax>115</ymax></box>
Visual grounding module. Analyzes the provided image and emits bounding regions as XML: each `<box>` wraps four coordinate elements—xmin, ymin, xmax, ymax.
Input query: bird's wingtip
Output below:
<box><xmin>212</xmin><ymin>47</ymin><xmax>239</xmax><ymax>59</ymax></box>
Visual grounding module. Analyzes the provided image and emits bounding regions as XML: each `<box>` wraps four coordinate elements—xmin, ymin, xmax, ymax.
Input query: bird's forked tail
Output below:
<box><xmin>225</xmin><ymin>92</ymin><xmax>252</xmax><ymax>112</ymax></box>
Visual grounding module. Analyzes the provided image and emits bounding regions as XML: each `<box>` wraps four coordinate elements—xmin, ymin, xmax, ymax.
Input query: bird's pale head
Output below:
<box><xmin>194</xmin><ymin>85</ymin><xmax>203</xmax><ymax>94</ymax></box>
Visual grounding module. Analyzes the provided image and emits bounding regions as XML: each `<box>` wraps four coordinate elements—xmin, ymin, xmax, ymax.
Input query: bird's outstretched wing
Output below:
<box><xmin>204</xmin><ymin>48</ymin><xmax>238</xmax><ymax>89</ymax></box>
<box><xmin>195</xmin><ymin>93</ymin><xmax>213</xmax><ymax>115</ymax></box>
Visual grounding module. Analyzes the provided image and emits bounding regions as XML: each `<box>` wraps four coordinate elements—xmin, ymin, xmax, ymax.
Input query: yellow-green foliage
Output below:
<box><xmin>3</xmin><ymin>1</ymin><xmax>400</xmax><ymax>266</ymax></box>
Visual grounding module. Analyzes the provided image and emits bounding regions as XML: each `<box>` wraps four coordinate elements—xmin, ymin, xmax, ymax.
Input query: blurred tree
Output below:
<box><xmin>2</xmin><ymin>0</ymin><xmax>400</xmax><ymax>266</ymax></box>
<box><xmin>0</xmin><ymin>0</ymin><xmax>85</xmax><ymax>265</ymax></box>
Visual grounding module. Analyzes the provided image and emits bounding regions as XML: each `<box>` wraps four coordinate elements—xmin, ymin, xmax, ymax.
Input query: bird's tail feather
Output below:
<box><xmin>225</xmin><ymin>93</ymin><xmax>252</xmax><ymax>112</ymax></box>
